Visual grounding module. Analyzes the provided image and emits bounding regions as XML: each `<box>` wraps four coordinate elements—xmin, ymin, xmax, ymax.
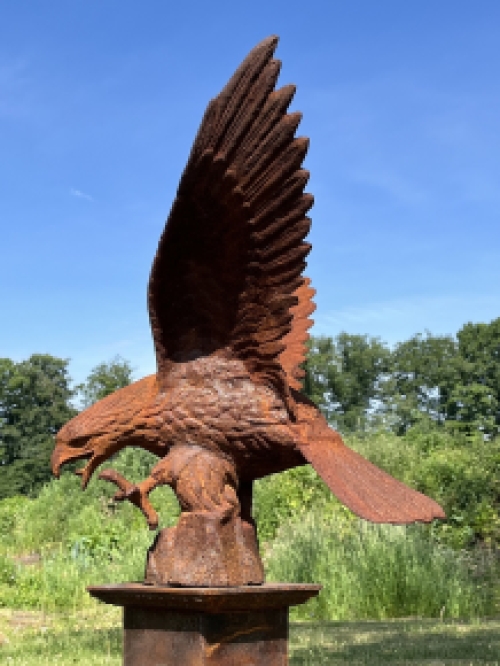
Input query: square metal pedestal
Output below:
<box><xmin>88</xmin><ymin>583</ymin><xmax>321</xmax><ymax>665</ymax></box>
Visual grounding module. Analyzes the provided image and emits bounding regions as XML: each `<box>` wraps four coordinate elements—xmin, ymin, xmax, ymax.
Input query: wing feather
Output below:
<box><xmin>148</xmin><ymin>36</ymin><xmax>315</xmax><ymax>411</ymax></box>
<box><xmin>279</xmin><ymin>278</ymin><xmax>316</xmax><ymax>389</ymax></box>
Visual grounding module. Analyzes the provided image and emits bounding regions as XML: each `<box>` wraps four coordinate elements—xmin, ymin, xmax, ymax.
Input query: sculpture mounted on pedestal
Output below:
<box><xmin>51</xmin><ymin>36</ymin><xmax>445</xmax><ymax>587</ymax></box>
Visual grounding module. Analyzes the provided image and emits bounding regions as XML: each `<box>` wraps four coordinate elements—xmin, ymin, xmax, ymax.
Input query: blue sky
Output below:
<box><xmin>1</xmin><ymin>1</ymin><xmax>499</xmax><ymax>386</ymax></box>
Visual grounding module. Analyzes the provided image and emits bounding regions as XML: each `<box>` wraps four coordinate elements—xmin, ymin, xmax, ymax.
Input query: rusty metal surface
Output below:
<box><xmin>91</xmin><ymin>584</ymin><xmax>320</xmax><ymax>665</ymax></box>
<box><xmin>52</xmin><ymin>35</ymin><xmax>445</xmax><ymax>589</ymax></box>
<box><xmin>123</xmin><ymin>606</ymin><xmax>288</xmax><ymax>666</ymax></box>
<box><xmin>87</xmin><ymin>583</ymin><xmax>321</xmax><ymax>613</ymax></box>
<box><xmin>145</xmin><ymin>512</ymin><xmax>264</xmax><ymax>587</ymax></box>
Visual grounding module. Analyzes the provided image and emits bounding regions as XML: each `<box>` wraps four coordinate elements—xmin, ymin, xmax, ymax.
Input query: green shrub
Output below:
<box><xmin>0</xmin><ymin>531</ymin><xmax>151</xmax><ymax>611</ymax></box>
<box><xmin>0</xmin><ymin>448</ymin><xmax>180</xmax><ymax>557</ymax></box>
<box><xmin>0</xmin><ymin>495</ymin><xmax>31</xmax><ymax>538</ymax></box>
<box><xmin>265</xmin><ymin>510</ymin><xmax>498</xmax><ymax>620</ymax></box>
<box><xmin>254</xmin><ymin>465</ymin><xmax>350</xmax><ymax>543</ymax></box>
<box><xmin>0</xmin><ymin>553</ymin><xmax>17</xmax><ymax>587</ymax></box>
<box><xmin>416</xmin><ymin>443</ymin><xmax>500</xmax><ymax>548</ymax></box>
<box><xmin>0</xmin><ymin>447</ymin><xmax>183</xmax><ymax>611</ymax></box>
<box><xmin>349</xmin><ymin>428</ymin><xmax>500</xmax><ymax>548</ymax></box>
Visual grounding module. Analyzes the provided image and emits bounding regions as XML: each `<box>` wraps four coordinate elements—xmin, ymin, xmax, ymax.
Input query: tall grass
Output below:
<box><xmin>0</xmin><ymin>450</ymin><xmax>180</xmax><ymax>558</ymax></box>
<box><xmin>1</xmin><ymin>434</ymin><xmax>499</xmax><ymax>619</ymax></box>
<box><xmin>265</xmin><ymin>510</ymin><xmax>497</xmax><ymax>620</ymax></box>
<box><xmin>4</xmin><ymin>505</ymin><xmax>495</xmax><ymax>618</ymax></box>
<box><xmin>0</xmin><ymin>450</ymin><xmax>180</xmax><ymax>611</ymax></box>
<box><xmin>0</xmin><ymin>532</ymin><xmax>150</xmax><ymax>611</ymax></box>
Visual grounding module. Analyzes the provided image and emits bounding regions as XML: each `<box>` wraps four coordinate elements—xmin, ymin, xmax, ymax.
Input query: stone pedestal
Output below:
<box><xmin>88</xmin><ymin>583</ymin><xmax>321</xmax><ymax>665</ymax></box>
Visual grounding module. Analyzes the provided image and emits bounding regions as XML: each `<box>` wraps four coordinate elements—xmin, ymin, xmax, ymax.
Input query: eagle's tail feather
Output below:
<box><xmin>297</xmin><ymin>433</ymin><xmax>445</xmax><ymax>524</ymax></box>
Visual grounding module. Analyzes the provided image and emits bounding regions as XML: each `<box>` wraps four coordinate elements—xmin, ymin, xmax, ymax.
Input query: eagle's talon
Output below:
<box><xmin>98</xmin><ymin>469</ymin><xmax>159</xmax><ymax>529</ymax></box>
<box><xmin>75</xmin><ymin>466</ymin><xmax>91</xmax><ymax>489</ymax></box>
<box><xmin>74</xmin><ymin>455</ymin><xmax>105</xmax><ymax>490</ymax></box>
<box><xmin>125</xmin><ymin>486</ymin><xmax>140</xmax><ymax>500</ymax></box>
<box><xmin>128</xmin><ymin>485</ymin><xmax>159</xmax><ymax>530</ymax></box>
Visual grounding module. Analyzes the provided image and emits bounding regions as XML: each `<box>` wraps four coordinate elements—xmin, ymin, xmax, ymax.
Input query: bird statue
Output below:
<box><xmin>51</xmin><ymin>36</ymin><xmax>445</xmax><ymax>587</ymax></box>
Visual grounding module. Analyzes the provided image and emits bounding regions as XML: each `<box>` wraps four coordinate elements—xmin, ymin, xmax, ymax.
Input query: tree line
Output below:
<box><xmin>305</xmin><ymin>317</ymin><xmax>500</xmax><ymax>437</ymax></box>
<box><xmin>0</xmin><ymin>355</ymin><xmax>133</xmax><ymax>499</ymax></box>
<box><xmin>1</xmin><ymin>316</ymin><xmax>499</xmax><ymax>500</ymax></box>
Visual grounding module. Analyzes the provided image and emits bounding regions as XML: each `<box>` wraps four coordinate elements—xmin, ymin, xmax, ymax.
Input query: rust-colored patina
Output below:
<box><xmin>52</xmin><ymin>36</ymin><xmax>445</xmax><ymax>588</ymax></box>
<box><xmin>88</xmin><ymin>583</ymin><xmax>321</xmax><ymax>666</ymax></box>
<box><xmin>87</xmin><ymin>583</ymin><xmax>322</xmax><ymax>613</ymax></box>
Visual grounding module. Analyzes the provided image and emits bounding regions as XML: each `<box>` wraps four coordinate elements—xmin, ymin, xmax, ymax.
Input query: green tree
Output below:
<box><xmin>304</xmin><ymin>334</ymin><xmax>390</xmax><ymax>432</ymax></box>
<box><xmin>381</xmin><ymin>333</ymin><xmax>460</xmax><ymax>434</ymax></box>
<box><xmin>0</xmin><ymin>354</ymin><xmax>77</xmax><ymax>499</ymax></box>
<box><xmin>304</xmin><ymin>322</ymin><xmax>500</xmax><ymax>437</ymax></box>
<box><xmin>446</xmin><ymin>383</ymin><xmax>498</xmax><ymax>437</ymax></box>
<box><xmin>453</xmin><ymin>317</ymin><xmax>500</xmax><ymax>435</ymax></box>
<box><xmin>77</xmin><ymin>356</ymin><xmax>134</xmax><ymax>408</ymax></box>
<box><xmin>303</xmin><ymin>336</ymin><xmax>337</xmax><ymax>416</ymax></box>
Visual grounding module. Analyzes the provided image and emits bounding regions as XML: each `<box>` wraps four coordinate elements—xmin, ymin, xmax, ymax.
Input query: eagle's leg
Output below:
<box><xmin>144</xmin><ymin>446</ymin><xmax>264</xmax><ymax>586</ymax></box>
<box><xmin>99</xmin><ymin>445</ymin><xmax>241</xmax><ymax>529</ymax></box>
<box><xmin>236</xmin><ymin>478</ymin><xmax>262</xmax><ymax>566</ymax></box>
<box><xmin>238</xmin><ymin>480</ymin><xmax>253</xmax><ymax>523</ymax></box>
<box><xmin>238</xmin><ymin>479</ymin><xmax>259</xmax><ymax>535</ymax></box>
<box><xmin>168</xmin><ymin>446</ymin><xmax>240</xmax><ymax>522</ymax></box>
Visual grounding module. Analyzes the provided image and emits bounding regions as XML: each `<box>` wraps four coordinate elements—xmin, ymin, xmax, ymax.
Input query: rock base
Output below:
<box><xmin>145</xmin><ymin>512</ymin><xmax>264</xmax><ymax>586</ymax></box>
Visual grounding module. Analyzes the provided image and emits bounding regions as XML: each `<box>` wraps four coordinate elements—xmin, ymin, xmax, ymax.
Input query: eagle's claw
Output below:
<box><xmin>98</xmin><ymin>468</ymin><xmax>159</xmax><ymax>530</ymax></box>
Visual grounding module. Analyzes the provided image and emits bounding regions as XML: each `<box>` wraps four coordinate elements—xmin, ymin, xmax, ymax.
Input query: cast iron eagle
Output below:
<box><xmin>52</xmin><ymin>37</ymin><xmax>445</xmax><ymax>545</ymax></box>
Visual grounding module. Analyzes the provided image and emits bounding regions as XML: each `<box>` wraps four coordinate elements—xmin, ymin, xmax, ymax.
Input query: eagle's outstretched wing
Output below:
<box><xmin>148</xmin><ymin>36</ymin><xmax>312</xmax><ymax>411</ymax></box>
<box><xmin>279</xmin><ymin>277</ymin><xmax>316</xmax><ymax>390</ymax></box>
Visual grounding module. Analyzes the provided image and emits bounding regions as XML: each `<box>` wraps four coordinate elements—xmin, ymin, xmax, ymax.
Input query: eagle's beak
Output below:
<box><xmin>51</xmin><ymin>440</ymin><xmax>92</xmax><ymax>478</ymax></box>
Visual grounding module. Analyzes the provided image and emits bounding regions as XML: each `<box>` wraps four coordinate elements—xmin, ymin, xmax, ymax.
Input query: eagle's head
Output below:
<box><xmin>51</xmin><ymin>374</ymin><xmax>165</xmax><ymax>487</ymax></box>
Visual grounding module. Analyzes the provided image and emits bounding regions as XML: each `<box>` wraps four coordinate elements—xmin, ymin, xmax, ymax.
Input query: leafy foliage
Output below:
<box><xmin>0</xmin><ymin>451</ymin><xmax>179</xmax><ymax>559</ymax></box>
<box><xmin>304</xmin><ymin>334</ymin><xmax>390</xmax><ymax>432</ymax></box>
<box><xmin>266</xmin><ymin>511</ymin><xmax>497</xmax><ymax>620</ymax></box>
<box><xmin>304</xmin><ymin>317</ymin><xmax>500</xmax><ymax>438</ymax></box>
<box><xmin>0</xmin><ymin>355</ymin><xmax>76</xmax><ymax>499</ymax></box>
<box><xmin>0</xmin><ymin>448</ymin><xmax>179</xmax><ymax>611</ymax></box>
<box><xmin>1</xmin><ymin>426</ymin><xmax>499</xmax><ymax>617</ymax></box>
<box><xmin>77</xmin><ymin>356</ymin><xmax>134</xmax><ymax>408</ymax></box>
<box><xmin>452</xmin><ymin>318</ymin><xmax>500</xmax><ymax>435</ymax></box>
<box><xmin>381</xmin><ymin>333</ymin><xmax>459</xmax><ymax>434</ymax></box>
<box><xmin>446</xmin><ymin>382</ymin><xmax>499</xmax><ymax>437</ymax></box>
<box><xmin>257</xmin><ymin>427</ymin><xmax>500</xmax><ymax>550</ymax></box>
<box><xmin>254</xmin><ymin>465</ymin><xmax>350</xmax><ymax>543</ymax></box>
<box><xmin>352</xmin><ymin>426</ymin><xmax>500</xmax><ymax>548</ymax></box>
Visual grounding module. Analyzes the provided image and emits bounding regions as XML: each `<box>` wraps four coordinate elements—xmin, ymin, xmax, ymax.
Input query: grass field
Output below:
<box><xmin>1</xmin><ymin>603</ymin><xmax>499</xmax><ymax>665</ymax></box>
<box><xmin>1</xmin><ymin>433</ymin><xmax>500</xmax><ymax>663</ymax></box>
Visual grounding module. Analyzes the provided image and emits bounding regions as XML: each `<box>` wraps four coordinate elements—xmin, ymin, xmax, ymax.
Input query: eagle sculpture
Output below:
<box><xmin>51</xmin><ymin>37</ymin><xmax>445</xmax><ymax>586</ymax></box>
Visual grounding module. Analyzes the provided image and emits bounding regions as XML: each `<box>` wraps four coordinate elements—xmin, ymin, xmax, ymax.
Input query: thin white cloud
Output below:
<box><xmin>308</xmin><ymin>71</ymin><xmax>500</xmax><ymax>211</ymax></box>
<box><xmin>70</xmin><ymin>188</ymin><xmax>94</xmax><ymax>202</ymax></box>
<box><xmin>313</xmin><ymin>294</ymin><xmax>500</xmax><ymax>346</ymax></box>
<box><xmin>348</xmin><ymin>168</ymin><xmax>428</xmax><ymax>206</ymax></box>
